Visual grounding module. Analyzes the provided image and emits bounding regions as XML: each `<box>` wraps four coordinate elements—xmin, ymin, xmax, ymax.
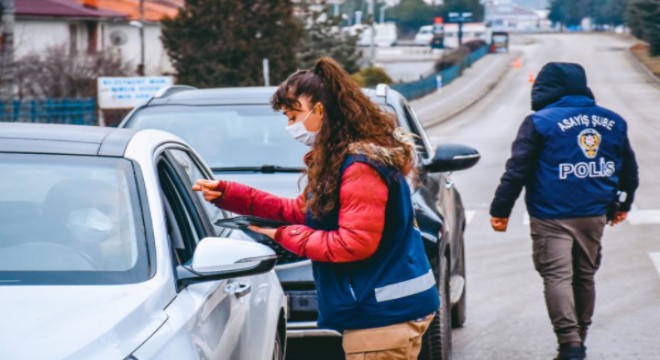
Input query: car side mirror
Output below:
<box><xmin>424</xmin><ymin>143</ymin><xmax>480</xmax><ymax>173</ymax></box>
<box><xmin>178</xmin><ymin>237</ymin><xmax>277</xmax><ymax>285</ymax></box>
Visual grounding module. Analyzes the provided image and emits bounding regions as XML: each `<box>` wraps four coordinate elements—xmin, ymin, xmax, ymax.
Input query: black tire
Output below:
<box><xmin>419</xmin><ymin>255</ymin><xmax>452</xmax><ymax>360</ymax></box>
<box><xmin>451</xmin><ymin>243</ymin><xmax>467</xmax><ymax>328</ymax></box>
<box><xmin>272</xmin><ymin>327</ymin><xmax>284</xmax><ymax>360</ymax></box>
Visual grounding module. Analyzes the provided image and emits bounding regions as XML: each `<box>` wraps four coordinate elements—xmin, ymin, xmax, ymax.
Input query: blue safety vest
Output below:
<box><xmin>309</xmin><ymin>154</ymin><xmax>440</xmax><ymax>332</ymax></box>
<box><xmin>526</xmin><ymin>95</ymin><xmax>628</xmax><ymax>218</ymax></box>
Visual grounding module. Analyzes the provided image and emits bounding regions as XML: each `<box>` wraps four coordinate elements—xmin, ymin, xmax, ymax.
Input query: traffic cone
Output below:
<box><xmin>528</xmin><ymin>72</ymin><xmax>535</xmax><ymax>83</ymax></box>
<box><xmin>513</xmin><ymin>58</ymin><xmax>521</xmax><ymax>69</ymax></box>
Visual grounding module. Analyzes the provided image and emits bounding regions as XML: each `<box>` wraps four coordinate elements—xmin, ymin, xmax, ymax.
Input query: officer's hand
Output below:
<box><xmin>609</xmin><ymin>211</ymin><xmax>628</xmax><ymax>226</ymax></box>
<box><xmin>491</xmin><ymin>217</ymin><xmax>509</xmax><ymax>232</ymax></box>
<box><xmin>192</xmin><ymin>179</ymin><xmax>223</xmax><ymax>202</ymax></box>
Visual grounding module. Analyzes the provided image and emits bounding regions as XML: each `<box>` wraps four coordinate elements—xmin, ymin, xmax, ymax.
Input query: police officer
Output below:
<box><xmin>489</xmin><ymin>62</ymin><xmax>639</xmax><ymax>360</ymax></box>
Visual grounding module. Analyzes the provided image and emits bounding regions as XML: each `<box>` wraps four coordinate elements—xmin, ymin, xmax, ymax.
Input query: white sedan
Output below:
<box><xmin>0</xmin><ymin>123</ymin><xmax>287</xmax><ymax>360</ymax></box>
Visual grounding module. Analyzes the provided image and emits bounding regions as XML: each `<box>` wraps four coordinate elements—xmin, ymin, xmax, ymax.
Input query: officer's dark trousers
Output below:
<box><xmin>530</xmin><ymin>216</ymin><xmax>606</xmax><ymax>345</ymax></box>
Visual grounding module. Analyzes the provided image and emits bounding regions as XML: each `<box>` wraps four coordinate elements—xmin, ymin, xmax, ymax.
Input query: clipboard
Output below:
<box><xmin>214</xmin><ymin>215</ymin><xmax>289</xmax><ymax>230</ymax></box>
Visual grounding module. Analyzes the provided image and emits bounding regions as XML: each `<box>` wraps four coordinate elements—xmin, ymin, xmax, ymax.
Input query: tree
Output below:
<box><xmin>592</xmin><ymin>0</ymin><xmax>628</xmax><ymax>26</ymax></box>
<box><xmin>388</xmin><ymin>0</ymin><xmax>437</xmax><ymax>37</ymax></box>
<box><xmin>626</xmin><ymin>0</ymin><xmax>660</xmax><ymax>55</ymax></box>
<box><xmin>14</xmin><ymin>44</ymin><xmax>131</xmax><ymax>99</ymax></box>
<box><xmin>548</xmin><ymin>0</ymin><xmax>591</xmax><ymax>27</ymax></box>
<box><xmin>298</xmin><ymin>1</ymin><xmax>363</xmax><ymax>74</ymax></box>
<box><xmin>161</xmin><ymin>0</ymin><xmax>303</xmax><ymax>88</ymax></box>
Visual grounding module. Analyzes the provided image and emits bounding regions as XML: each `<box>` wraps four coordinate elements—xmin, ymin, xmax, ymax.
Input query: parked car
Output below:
<box><xmin>0</xmin><ymin>123</ymin><xmax>287</xmax><ymax>360</ymax></box>
<box><xmin>120</xmin><ymin>84</ymin><xmax>479</xmax><ymax>360</ymax></box>
<box><xmin>414</xmin><ymin>25</ymin><xmax>434</xmax><ymax>46</ymax></box>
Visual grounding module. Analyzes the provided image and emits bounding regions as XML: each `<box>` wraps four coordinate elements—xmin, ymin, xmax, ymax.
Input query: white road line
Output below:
<box><xmin>465</xmin><ymin>210</ymin><xmax>476</xmax><ymax>226</ymax></box>
<box><xmin>628</xmin><ymin>208</ymin><xmax>660</xmax><ymax>225</ymax></box>
<box><xmin>649</xmin><ymin>253</ymin><xmax>660</xmax><ymax>278</ymax></box>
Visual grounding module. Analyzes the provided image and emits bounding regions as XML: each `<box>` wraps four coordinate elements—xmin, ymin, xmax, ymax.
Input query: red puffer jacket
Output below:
<box><xmin>211</xmin><ymin>162</ymin><xmax>388</xmax><ymax>263</ymax></box>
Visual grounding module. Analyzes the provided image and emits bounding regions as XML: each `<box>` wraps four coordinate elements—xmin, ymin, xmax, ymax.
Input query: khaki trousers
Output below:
<box><xmin>530</xmin><ymin>216</ymin><xmax>606</xmax><ymax>345</ymax></box>
<box><xmin>342</xmin><ymin>315</ymin><xmax>433</xmax><ymax>360</ymax></box>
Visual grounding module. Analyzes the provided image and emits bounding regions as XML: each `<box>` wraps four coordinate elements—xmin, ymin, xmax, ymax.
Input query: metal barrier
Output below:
<box><xmin>0</xmin><ymin>98</ymin><xmax>97</xmax><ymax>125</ymax></box>
<box><xmin>391</xmin><ymin>45</ymin><xmax>490</xmax><ymax>101</ymax></box>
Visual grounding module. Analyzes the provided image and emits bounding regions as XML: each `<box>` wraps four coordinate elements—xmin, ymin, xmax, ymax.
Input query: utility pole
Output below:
<box><xmin>367</xmin><ymin>0</ymin><xmax>375</xmax><ymax>65</ymax></box>
<box><xmin>138</xmin><ymin>0</ymin><xmax>145</xmax><ymax>76</ymax></box>
<box><xmin>0</xmin><ymin>0</ymin><xmax>15</xmax><ymax>99</ymax></box>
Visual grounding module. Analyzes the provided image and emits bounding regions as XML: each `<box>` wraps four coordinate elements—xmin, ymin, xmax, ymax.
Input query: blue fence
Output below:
<box><xmin>391</xmin><ymin>45</ymin><xmax>490</xmax><ymax>101</ymax></box>
<box><xmin>0</xmin><ymin>98</ymin><xmax>97</xmax><ymax>125</ymax></box>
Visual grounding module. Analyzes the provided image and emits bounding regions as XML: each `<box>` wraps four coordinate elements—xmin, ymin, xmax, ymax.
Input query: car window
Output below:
<box><xmin>128</xmin><ymin>104</ymin><xmax>309</xmax><ymax>170</ymax></box>
<box><xmin>0</xmin><ymin>153</ymin><xmax>150</xmax><ymax>285</ymax></box>
<box><xmin>401</xmin><ymin>103</ymin><xmax>431</xmax><ymax>158</ymax></box>
<box><xmin>157</xmin><ymin>159</ymin><xmax>204</xmax><ymax>265</ymax></box>
<box><xmin>166</xmin><ymin>148</ymin><xmax>226</xmax><ymax>234</ymax></box>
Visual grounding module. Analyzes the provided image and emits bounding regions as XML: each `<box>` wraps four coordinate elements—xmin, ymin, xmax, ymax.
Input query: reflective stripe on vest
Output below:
<box><xmin>374</xmin><ymin>269</ymin><xmax>436</xmax><ymax>303</ymax></box>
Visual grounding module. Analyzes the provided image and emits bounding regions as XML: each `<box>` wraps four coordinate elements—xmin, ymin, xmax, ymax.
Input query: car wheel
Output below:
<box><xmin>452</xmin><ymin>243</ymin><xmax>467</xmax><ymax>328</ymax></box>
<box><xmin>419</xmin><ymin>254</ymin><xmax>452</xmax><ymax>360</ymax></box>
<box><xmin>272</xmin><ymin>328</ymin><xmax>284</xmax><ymax>360</ymax></box>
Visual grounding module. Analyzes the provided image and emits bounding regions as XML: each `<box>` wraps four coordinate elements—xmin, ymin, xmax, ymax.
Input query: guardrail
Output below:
<box><xmin>0</xmin><ymin>98</ymin><xmax>97</xmax><ymax>125</ymax></box>
<box><xmin>391</xmin><ymin>45</ymin><xmax>490</xmax><ymax>101</ymax></box>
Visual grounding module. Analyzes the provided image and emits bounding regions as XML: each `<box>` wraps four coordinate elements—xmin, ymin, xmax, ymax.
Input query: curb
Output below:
<box><xmin>421</xmin><ymin>51</ymin><xmax>519</xmax><ymax>128</ymax></box>
<box><xmin>626</xmin><ymin>47</ymin><xmax>660</xmax><ymax>88</ymax></box>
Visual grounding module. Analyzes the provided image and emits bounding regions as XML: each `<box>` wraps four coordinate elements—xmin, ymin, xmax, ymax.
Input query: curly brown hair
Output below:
<box><xmin>272</xmin><ymin>57</ymin><xmax>415</xmax><ymax>219</ymax></box>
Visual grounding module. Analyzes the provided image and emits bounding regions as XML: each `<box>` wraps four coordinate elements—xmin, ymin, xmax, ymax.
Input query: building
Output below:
<box><xmin>14</xmin><ymin>0</ymin><xmax>182</xmax><ymax>75</ymax></box>
<box><xmin>14</xmin><ymin>0</ymin><xmax>126</xmax><ymax>58</ymax></box>
<box><xmin>484</xmin><ymin>0</ymin><xmax>550</xmax><ymax>32</ymax></box>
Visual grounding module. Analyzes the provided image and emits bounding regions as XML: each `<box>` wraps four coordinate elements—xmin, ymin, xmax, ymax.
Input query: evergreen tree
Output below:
<box><xmin>389</xmin><ymin>0</ymin><xmax>437</xmax><ymax>36</ymax></box>
<box><xmin>161</xmin><ymin>0</ymin><xmax>303</xmax><ymax>87</ymax></box>
<box><xmin>626</xmin><ymin>0</ymin><xmax>660</xmax><ymax>56</ymax></box>
<box><xmin>548</xmin><ymin>0</ymin><xmax>591</xmax><ymax>27</ymax></box>
<box><xmin>298</xmin><ymin>2</ymin><xmax>363</xmax><ymax>74</ymax></box>
<box><xmin>593</xmin><ymin>0</ymin><xmax>628</xmax><ymax>26</ymax></box>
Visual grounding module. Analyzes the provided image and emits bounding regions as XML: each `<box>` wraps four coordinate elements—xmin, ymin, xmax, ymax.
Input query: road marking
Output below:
<box><xmin>649</xmin><ymin>253</ymin><xmax>660</xmax><ymax>277</ymax></box>
<box><xmin>628</xmin><ymin>208</ymin><xmax>660</xmax><ymax>225</ymax></box>
<box><xmin>465</xmin><ymin>210</ymin><xmax>476</xmax><ymax>226</ymax></box>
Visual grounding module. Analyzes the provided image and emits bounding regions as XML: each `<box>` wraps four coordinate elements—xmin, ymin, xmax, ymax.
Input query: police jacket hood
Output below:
<box><xmin>531</xmin><ymin>62</ymin><xmax>595</xmax><ymax>111</ymax></box>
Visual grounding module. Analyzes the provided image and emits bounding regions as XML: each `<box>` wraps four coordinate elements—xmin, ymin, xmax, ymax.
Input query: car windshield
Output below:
<box><xmin>128</xmin><ymin>105</ymin><xmax>309</xmax><ymax>170</ymax></box>
<box><xmin>0</xmin><ymin>153</ymin><xmax>150</xmax><ymax>285</ymax></box>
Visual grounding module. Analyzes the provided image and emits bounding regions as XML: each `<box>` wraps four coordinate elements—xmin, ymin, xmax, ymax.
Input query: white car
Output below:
<box><xmin>0</xmin><ymin>123</ymin><xmax>287</xmax><ymax>360</ymax></box>
<box><xmin>414</xmin><ymin>25</ymin><xmax>434</xmax><ymax>45</ymax></box>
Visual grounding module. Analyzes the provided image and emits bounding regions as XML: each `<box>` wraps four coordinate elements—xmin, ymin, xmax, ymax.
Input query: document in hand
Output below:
<box><xmin>215</xmin><ymin>216</ymin><xmax>289</xmax><ymax>230</ymax></box>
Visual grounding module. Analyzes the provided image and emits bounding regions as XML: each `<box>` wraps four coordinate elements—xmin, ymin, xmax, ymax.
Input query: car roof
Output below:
<box><xmin>141</xmin><ymin>85</ymin><xmax>402</xmax><ymax>108</ymax></box>
<box><xmin>0</xmin><ymin>123</ymin><xmax>139</xmax><ymax>157</ymax></box>
<box><xmin>148</xmin><ymin>86</ymin><xmax>280</xmax><ymax>106</ymax></box>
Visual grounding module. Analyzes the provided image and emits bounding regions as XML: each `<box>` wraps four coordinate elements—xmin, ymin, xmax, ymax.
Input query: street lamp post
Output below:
<box><xmin>130</xmin><ymin>0</ymin><xmax>145</xmax><ymax>76</ymax></box>
<box><xmin>367</xmin><ymin>0</ymin><xmax>375</xmax><ymax>65</ymax></box>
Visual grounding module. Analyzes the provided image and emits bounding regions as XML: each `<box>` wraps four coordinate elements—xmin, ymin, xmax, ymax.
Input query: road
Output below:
<box><xmin>423</xmin><ymin>33</ymin><xmax>660</xmax><ymax>359</ymax></box>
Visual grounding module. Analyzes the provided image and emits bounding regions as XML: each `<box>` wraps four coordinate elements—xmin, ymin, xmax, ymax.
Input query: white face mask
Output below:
<box><xmin>66</xmin><ymin>207</ymin><xmax>115</xmax><ymax>243</ymax></box>
<box><xmin>285</xmin><ymin>106</ymin><xmax>318</xmax><ymax>146</ymax></box>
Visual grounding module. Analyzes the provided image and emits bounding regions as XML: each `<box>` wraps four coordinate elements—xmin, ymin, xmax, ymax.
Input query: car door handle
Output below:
<box><xmin>225</xmin><ymin>282</ymin><xmax>251</xmax><ymax>299</ymax></box>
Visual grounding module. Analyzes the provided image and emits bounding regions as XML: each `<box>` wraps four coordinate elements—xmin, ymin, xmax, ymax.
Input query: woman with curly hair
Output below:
<box><xmin>193</xmin><ymin>57</ymin><xmax>439</xmax><ymax>358</ymax></box>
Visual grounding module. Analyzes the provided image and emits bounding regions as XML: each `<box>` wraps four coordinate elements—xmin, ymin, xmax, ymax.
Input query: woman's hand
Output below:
<box><xmin>192</xmin><ymin>179</ymin><xmax>223</xmax><ymax>202</ymax></box>
<box><xmin>248</xmin><ymin>225</ymin><xmax>277</xmax><ymax>240</ymax></box>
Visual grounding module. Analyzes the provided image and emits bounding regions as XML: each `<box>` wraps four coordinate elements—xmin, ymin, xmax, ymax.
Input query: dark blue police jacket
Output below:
<box><xmin>490</xmin><ymin>62</ymin><xmax>639</xmax><ymax>219</ymax></box>
<box><xmin>308</xmin><ymin>154</ymin><xmax>440</xmax><ymax>332</ymax></box>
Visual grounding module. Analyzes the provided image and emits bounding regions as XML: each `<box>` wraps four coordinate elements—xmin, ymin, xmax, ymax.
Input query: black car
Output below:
<box><xmin>120</xmin><ymin>84</ymin><xmax>479</xmax><ymax>360</ymax></box>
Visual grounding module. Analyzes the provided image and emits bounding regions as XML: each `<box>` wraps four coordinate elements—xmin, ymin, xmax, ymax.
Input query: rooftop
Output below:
<box><xmin>16</xmin><ymin>0</ymin><xmax>126</xmax><ymax>19</ymax></box>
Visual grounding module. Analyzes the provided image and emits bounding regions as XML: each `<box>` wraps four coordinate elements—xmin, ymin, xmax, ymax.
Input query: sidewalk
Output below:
<box><xmin>411</xmin><ymin>50</ymin><xmax>520</xmax><ymax>127</ymax></box>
